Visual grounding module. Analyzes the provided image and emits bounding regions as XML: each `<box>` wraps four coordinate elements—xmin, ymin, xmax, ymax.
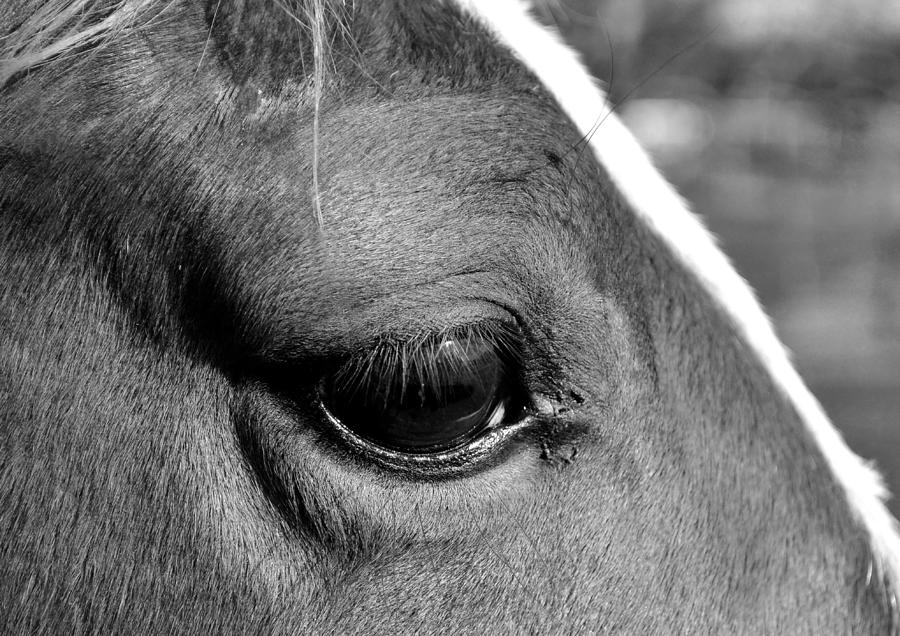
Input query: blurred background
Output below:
<box><xmin>535</xmin><ymin>0</ymin><xmax>900</xmax><ymax>516</ymax></box>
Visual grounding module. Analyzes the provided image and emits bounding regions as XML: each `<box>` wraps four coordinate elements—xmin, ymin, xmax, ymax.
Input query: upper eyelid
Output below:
<box><xmin>260</xmin><ymin>296</ymin><xmax>522</xmax><ymax>364</ymax></box>
<box><xmin>344</xmin><ymin>318</ymin><xmax>522</xmax><ymax>359</ymax></box>
<box><xmin>327</xmin><ymin>319</ymin><xmax>525</xmax><ymax>391</ymax></box>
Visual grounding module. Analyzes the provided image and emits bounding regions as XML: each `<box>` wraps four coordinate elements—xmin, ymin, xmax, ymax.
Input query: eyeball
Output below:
<box><xmin>319</xmin><ymin>326</ymin><xmax>524</xmax><ymax>455</ymax></box>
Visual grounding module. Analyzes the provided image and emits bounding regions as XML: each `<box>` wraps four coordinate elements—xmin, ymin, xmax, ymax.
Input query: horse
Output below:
<box><xmin>1</xmin><ymin>0</ymin><xmax>898</xmax><ymax>632</ymax></box>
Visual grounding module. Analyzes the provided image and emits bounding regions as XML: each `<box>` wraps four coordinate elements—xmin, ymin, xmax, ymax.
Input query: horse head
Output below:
<box><xmin>1</xmin><ymin>0</ymin><xmax>898</xmax><ymax>632</ymax></box>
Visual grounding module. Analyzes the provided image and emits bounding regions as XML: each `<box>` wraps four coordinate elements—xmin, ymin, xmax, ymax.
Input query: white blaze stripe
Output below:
<box><xmin>452</xmin><ymin>0</ymin><xmax>900</xmax><ymax>589</ymax></box>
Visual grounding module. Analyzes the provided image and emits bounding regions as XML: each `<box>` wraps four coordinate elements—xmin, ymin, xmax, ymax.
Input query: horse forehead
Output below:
<box><xmin>176</xmin><ymin>1</ymin><xmax>608</xmax><ymax>255</ymax></box>
<box><xmin>220</xmin><ymin>95</ymin><xmax>610</xmax><ymax>329</ymax></box>
<box><xmin>205</xmin><ymin>0</ymin><xmax>530</xmax><ymax>89</ymax></box>
<box><xmin>206</xmin><ymin>89</ymin><xmax>610</xmax><ymax>285</ymax></box>
<box><xmin>315</xmin><ymin>97</ymin><xmax>596</xmax><ymax>220</ymax></box>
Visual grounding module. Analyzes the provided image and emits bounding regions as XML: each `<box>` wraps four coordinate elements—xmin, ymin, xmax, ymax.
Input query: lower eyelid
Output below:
<box><xmin>316</xmin><ymin>395</ymin><xmax>538</xmax><ymax>475</ymax></box>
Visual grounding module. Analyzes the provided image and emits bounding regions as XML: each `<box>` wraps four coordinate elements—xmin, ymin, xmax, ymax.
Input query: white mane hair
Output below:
<box><xmin>0</xmin><ymin>0</ymin><xmax>162</xmax><ymax>89</ymax></box>
<box><xmin>0</xmin><ymin>0</ymin><xmax>337</xmax><ymax>90</ymax></box>
<box><xmin>450</xmin><ymin>0</ymin><xmax>900</xmax><ymax>596</ymax></box>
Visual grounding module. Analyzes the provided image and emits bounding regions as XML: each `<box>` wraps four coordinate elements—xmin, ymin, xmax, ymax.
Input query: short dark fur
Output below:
<box><xmin>1</xmin><ymin>0</ymin><xmax>896</xmax><ymax>633</ymax></box>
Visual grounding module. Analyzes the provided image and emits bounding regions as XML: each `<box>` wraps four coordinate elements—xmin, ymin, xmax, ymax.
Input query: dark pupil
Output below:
<box><xmin>323</xmin><ymin>337</ymin><xmax>506</xmax><ymax>453</ymax></box>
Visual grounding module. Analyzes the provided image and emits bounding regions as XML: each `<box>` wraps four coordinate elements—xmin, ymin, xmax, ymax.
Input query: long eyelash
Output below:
<box><xmin>328</xmin><ymin>321</ymin><xmax>523</xmax><ymax>401</ymax></box>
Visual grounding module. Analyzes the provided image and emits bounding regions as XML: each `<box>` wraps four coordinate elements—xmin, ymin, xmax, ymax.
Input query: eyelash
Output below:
<box><xmin>326</xmin><ymin>321</ymin><xmax>524</xmax><ymax>402</ymax></box>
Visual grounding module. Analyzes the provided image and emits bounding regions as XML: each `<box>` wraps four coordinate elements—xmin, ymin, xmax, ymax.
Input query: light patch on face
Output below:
<box><xmin>452</xmin><ymin>0</ymin><xmax>900</xmax><ymax>593</ymax></box>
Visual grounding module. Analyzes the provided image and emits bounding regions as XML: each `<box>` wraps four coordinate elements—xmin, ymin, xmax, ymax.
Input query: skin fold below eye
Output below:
<box><xmin>318</xmin><ymin>322</ymin><xmax>527</xmax><ymax>455</ymax></box>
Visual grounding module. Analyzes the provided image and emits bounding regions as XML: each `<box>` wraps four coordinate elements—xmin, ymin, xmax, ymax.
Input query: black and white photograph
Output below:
<box><xmin>1</xmin><ymin>0</ymin><xmax>898</xmax><ymax>632</ymax></box>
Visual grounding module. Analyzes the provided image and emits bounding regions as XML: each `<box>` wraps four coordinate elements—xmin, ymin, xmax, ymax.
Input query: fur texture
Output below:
<box><xmin>454</xmin><ymin>0</ymin><xmax>900</xmax><ymax>609</ymax></box>
<box><xmin>1</xmin><ymin>0</ymin><xmax>897</xmax><ymax>633</ymax></box>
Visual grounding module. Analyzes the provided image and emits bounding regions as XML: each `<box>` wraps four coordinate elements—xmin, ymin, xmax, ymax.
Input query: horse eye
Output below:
<box><xmin>319</xmin><ymin>331</ymin><xmax>522</xmax><ymax>455</ymax></box>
